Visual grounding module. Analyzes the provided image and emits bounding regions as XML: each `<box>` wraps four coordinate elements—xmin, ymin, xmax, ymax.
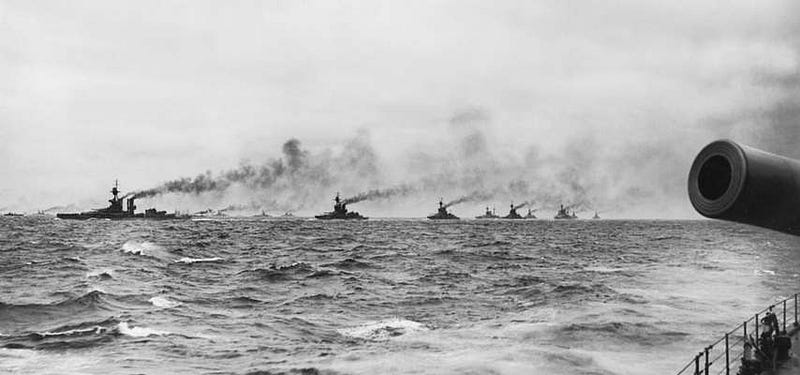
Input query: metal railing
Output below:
<box><xmin>676</xmin><ymin>293</ymin><xmax>799</xmax><ymax>375</ymax></box>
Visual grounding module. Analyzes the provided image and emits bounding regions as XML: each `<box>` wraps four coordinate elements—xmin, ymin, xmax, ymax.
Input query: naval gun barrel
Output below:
<box><xmin>688</xmin><ymin>139</ymin><xmax>800</xmax><ymax>235</ymax></box>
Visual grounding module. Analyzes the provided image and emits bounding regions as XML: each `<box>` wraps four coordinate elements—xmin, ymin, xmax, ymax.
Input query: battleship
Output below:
<box><xmin>475</xmin><ymin>206</ymin><xmax>500</xmax><ymax>219</ymax></box>
<box><xmin>503</xmin><ymin>202</ymin><xmax>524</xmax><ymax>219</ymax></box>
<box><xmin>427</xmin><ymin>199</ymin><xmax>459</xmax><ymax>220</ymax></box>
<box><xmin>554</xmin><ymin>204</ymin><xmax>578</xmax><ymax>220</ymax></box>
<box><xmin>315</xmin><ymin>193</ymin><xmax>366</xmax><ymax>220</ymax></box>
<box><xmin>56</xmin><ymin>181</ymin><xmax>183</xmax><ymax>220</ymax></box>
<box><xmin>524</xmin><ymin>208</ymin><xmax>537</xmax><ymax>219</ymax></box>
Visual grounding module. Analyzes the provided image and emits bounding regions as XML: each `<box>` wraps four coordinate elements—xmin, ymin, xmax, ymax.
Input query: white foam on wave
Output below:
<box><xmin>338</xmin><ymin>317</ymin><xmax>428</xmax><ymax>341</ymax></box>
<box><xmin>117</xmin><ymin>322</ymin><xmax>169</xmax><ymax>337</ymax></box>
<box><xmin>86</xmin><ymin>269</ymin><xmax>113</xmax><ymax>278</ymax></box>
<box><xmin>754</xmin><ymin>269</ymin><xmax>776</xmax><ymax>276</ymax></box>
<box><xmin>121</xmin><ymin>240</ymin><xmax>162</xmax><ymax>256</ymax></box>
<box><xmin>149</xmin><ymin>296</ymin><xmax>181</xmax><ymax>308</ymax></box>
<box><xmin>174</xmin><ymin>257</ymin><xmax>223</xmax><ymax>264</ymax></box>
<box><xmin>40</xmin><ymin>326</ymin><xmax>107</xmax><ymax>337</ymax></box>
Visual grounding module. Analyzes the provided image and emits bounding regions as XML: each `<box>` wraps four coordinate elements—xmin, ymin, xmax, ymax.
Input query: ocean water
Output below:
<box><xmin>1</xmin><ymin>216</ymin><xmax>799</xmax><ymax>374</ymax></box>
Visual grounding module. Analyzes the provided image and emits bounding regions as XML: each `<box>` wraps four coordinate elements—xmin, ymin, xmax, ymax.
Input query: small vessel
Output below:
<box><xmin>592</xmin><ymin>211</ymin><xmax>601</xmax><ymax>219</ymax></box>
<box><xmin>475</xmin><ymin>206</ymin><xmax>500</xmax><ymax>219</ymax></box>
<box><xmin>524</xmin><ymin>208</ymin><xmax>537</xmax><ymax>219</ymax></box>
<box><xmin>251</xmin><ymin>210</ymin><xmax>271</xmax><ymax>218</ymax></box>
<box><xmin>3</xmin><ymin>212</ymin><xmax>23</xmax><ymax>217</ymax></box>
<box><xmin>315</xmin><ymin>193</ymin><xmax>366</xmax><ymax>220</ymax></box>
<box><xmin>503</xmin><ymin>203</ymin><xmax>524</xmax><ymax>219</ymax></box>
<box><xmin>56</xmin><ymin>181</ymin><xmax>184</xmax><ymax>220</ymax></box>
<box><xmin>427</xmin><ymin>199</ymin><xmax>459</xmax><ymax>220</ymax></box>
<box><xmin>554</xmin><ymin>204</ymin><xmax>578</xmax><ymax>220</ymax></box>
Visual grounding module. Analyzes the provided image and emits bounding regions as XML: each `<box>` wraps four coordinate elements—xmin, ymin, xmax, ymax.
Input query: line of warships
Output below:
<box><xmin>426</xmin><ymin>200</ymin><xmax>597</xmax><ymax>220</ymax></box>
<box><xmin>313</xmin><ymin>193</ymin><xmax>600</xmax><ymax>221</ymax></box>
<box><xmin>50</xmin><ymin>182</ymin><xmax>601</xmax><ymax>221</ymax></box>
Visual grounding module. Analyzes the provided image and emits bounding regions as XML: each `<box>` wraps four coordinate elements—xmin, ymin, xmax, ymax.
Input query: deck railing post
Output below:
<box><xmin>784</xmin><ymin>299</ymin><xmax>787</xmax><ymax>332</ymax></box>
<box><xmin>755</xmin><ymin>313</ymin><xmax>759</xmax><ymax>348</ymax></box>
<box><xmin>695</xmin><ymin>353</ymin><xmax>701</xmax><ymax>375</ymax></box>
<box><xmin>704</xmin><ymin>346</ymin><xmax>710</xmax><ymax>374</ymax></box>
<box><xmin>725</xmin><ymin>333</ymin><xmax>730</xmax><ymax>375</ymax></box>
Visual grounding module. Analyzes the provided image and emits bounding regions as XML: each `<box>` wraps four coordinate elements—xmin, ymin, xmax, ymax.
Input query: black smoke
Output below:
<box><xmin>342</xmin><ymin>185</ymin><xmax>416</xmax><ymax>205</ymax></box>
<box><xmin>443</xmin><ymin>191</ymin><xmax>492</xmax><ymax>209</ymax></box>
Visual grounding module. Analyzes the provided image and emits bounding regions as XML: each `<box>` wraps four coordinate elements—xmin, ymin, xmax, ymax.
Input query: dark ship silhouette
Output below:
<box><xmin>427</xmin><ymin>199</ymin><xmax>459</xmax><ymax>220</ymax></box>
<box><xmin>592</xmin><ymin>211</ymin><xmax>601</xmax><ymax>219</ymax></box>
<box><xmin>503</xmin><ymin>203</ymin><xmax>524</xmax><ymax>219</ymax></box>
<box><xmin>475</xmin><ymin>206</ymin><xmax>500</xmax><ymax>219</ymax></box>
<box><xmin>554</xmin><ymin>204</ymin><xmax>578</xmax><ymax>220</ymax></box>
<box><xmin>56</xmin><ymin>181</ymin><xmax>182</xmax><ymax>220</ymax></box>
<box><xmin>315</xmin><ymin>193</ymin><xmax>366</xmax><ymax>220</ymax></box>
<box><xmin>524</xmin><ymin>208</ymin><xmax>537</xmax><ymax>219</ymax></box>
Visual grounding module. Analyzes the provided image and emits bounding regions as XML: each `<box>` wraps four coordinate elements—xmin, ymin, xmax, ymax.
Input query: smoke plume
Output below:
<box><xmin>443</xmin><ymin>191</ymin><xmax>492</xmax><ymax>209</ymax></box>
<box><xmin>342</xmin><ymin>185</ymin><xmax>416</xmax><ymax>205</ymax></box>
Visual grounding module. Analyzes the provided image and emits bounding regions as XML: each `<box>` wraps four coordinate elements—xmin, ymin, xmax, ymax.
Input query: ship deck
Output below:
<box><xmin>774</xmin><ymin>329</ymin><xmax>800</xmax><ymax>374</ymax></box>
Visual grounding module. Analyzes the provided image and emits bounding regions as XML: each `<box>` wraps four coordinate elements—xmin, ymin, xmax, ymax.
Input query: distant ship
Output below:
<box><xmin>427</xmin><ymin>199</ymin><xmax>459</xmax><ymax>220</ymax></box>
<box><xmin>251</xmin><ymin>210</ymin><xmax>271</xmax><ymax>218</ymax></box>
<box><xmin>592</xmin><ymin>211</ymin><xmax>601</xmax><ymax>220</ymax></box>
<box><xmin>475</xmin><ymin>206</ymin><xmax>500</xmax><ymax>219</ymax></box>
<box><xmin>524</xmin><ymin>208</ymin><xmax>537</xmax><ymax>219</ymax></box>
<box><xmin>56</xmin><ymin>181</ymin><xmax>183</xmax><ymax>220</ymax></box>
<box><xmin>3</xmin><ymin>212</ymin><xmax>23</xmax><ymax>217</ymax></box>
<box><xmin>554</xmin><ymin>204</ymin><xmax>578</xmax><ymax>220</ymax></box>
<box><xmin>503</xmin><ymin>203</ymin><xmax>523</xmax><ymax>219</ymax></box>
<box><xmin>315</xmin><ymin>193</ymin><xmax>366</xmax><ymax>220</ymax></box>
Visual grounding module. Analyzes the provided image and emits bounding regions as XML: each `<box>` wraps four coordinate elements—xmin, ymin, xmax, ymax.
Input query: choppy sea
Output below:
<box><xmin>1</xmin><ymin>216</ymin><xmax>799</xmax><ymax>374</ymax></box>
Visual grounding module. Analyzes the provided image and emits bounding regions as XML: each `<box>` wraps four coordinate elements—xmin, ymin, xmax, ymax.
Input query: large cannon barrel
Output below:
<box><xmin>688</xmin><ymin>139</ymin><xmax>800</xmax><ymax>235</ymax></box>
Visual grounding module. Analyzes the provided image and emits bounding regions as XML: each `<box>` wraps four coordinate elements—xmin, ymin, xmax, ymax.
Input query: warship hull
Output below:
<box><xmin>57</xmin><ymin>212</ymin><xmax>180</xmax><ymax>220</ymax></box>
<box><xmin>554</xmin><ymin>213</ymin><xmax>577</xmax><ymax>220</ymax></box>
<box><xmin>427</xmin><ymin>213</ymin><xmax>459</xmax><ymax>220</ymax></box>
<box><xmin>314</xmin><ymin>212</ymin><xmax>366</xmax><ymax>220</ymax></box>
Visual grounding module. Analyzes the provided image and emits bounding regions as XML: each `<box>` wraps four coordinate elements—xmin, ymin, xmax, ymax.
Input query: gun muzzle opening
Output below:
<box><xmin>697</xmin><ymin>155</ymin><xmax>732</xmax><ymax>200</ymax></box>
<box><xmin>688</xmin><ymin>140</ymin><xmax>747</xmax><ymax>218</ymax></box>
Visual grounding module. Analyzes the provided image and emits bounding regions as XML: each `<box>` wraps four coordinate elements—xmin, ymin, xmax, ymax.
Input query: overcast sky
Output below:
<box><xmin>1</xmin><ymin>0</ymin><xmax>798</xmax><ymax>216</ymax></box>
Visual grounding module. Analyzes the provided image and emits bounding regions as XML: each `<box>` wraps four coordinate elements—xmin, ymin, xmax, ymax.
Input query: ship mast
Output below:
<box><xmin>110</xmin><ymin>179</ymin><xmax>121</xmax><ymax>202</ymax></box>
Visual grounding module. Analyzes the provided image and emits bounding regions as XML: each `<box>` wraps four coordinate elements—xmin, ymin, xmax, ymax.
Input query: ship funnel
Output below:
<box><xmin>126</xmin><ymin>197</ymin><xmax>136</xmax><ymax>214</ymax></box>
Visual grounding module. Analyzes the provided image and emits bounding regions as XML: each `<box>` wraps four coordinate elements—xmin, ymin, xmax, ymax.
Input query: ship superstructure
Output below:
<box><xmin>503</xmin><ymin>202</ymin><xmax>524</xmax><ymax>219</ymax></box>
<box><xmin>554</xmin><ymin>204</ymin><xmax>578</xmax><ymax>220</ymax></box>
<box><xmin>315</xmin><ymin>193</ymin><xmax>366</xmax><ymax>220</ymax></box>
<box><xmin>475</xmin><ymin>206</ymin><xmax>499</xmax><ymax>219</ymax></box>
<box><xmin>427</xmin><ymin>199</ymin><xmax>459</xmax><ymax>220</ymax></box>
